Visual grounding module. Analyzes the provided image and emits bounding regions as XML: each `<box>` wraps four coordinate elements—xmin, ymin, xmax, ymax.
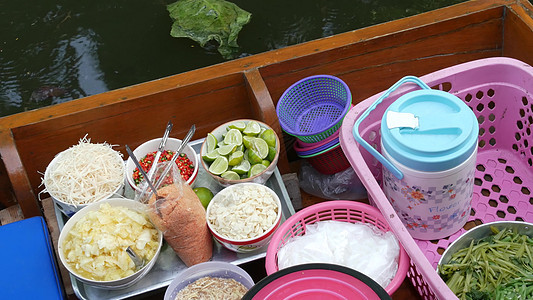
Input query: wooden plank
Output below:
<box><xmin>244</xmin><ymin>69</ymin><xmax>290</xmax><ymax>174</ymax></box>
<box><xmin>41</xmin><ymin>197</ymin><xmax>74</xmax><ymax>298</ymax></box>
<box><xmin>261</xmin><ymin>8</ymin><xmax>505</xmax><ymax>105</ymax></box>
<box><xmin>10</xmin><ymin>75</ymin><xmax>255</xmax><ymax>198</ymax></box>
<box><xmin>0</xmin><ymin>130</ymin><xmax>41</xmax><ymax>217</ymax></box>
<box><xmin>0</xmin><ymin>204</ymin><xmax>23</xmax><ymax>225</ymax></box>
<box><xmin>503</xmin><ymin>2</ymin><xmax>533</xmax><ymax>64</ymax></box>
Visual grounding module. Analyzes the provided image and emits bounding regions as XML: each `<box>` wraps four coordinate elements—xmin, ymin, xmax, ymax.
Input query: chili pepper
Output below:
<box><xmin>133</xmin><ymin>150</ymin><xmax>194</xmax><ymax>185</ymax></box>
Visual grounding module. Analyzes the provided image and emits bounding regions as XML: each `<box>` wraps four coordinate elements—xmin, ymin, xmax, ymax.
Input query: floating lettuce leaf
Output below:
<box><xmin>167</xmin><ymin>0</ymin><xmax>251</xmax><ymax>59</ymax></box>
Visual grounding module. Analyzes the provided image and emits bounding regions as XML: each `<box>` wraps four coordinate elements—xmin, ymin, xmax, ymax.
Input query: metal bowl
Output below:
<box><xmin>58</xmin><ymin>198</ymin><xmax>163</xmax><ymax>289</ymax></box>
<box><xmin>438</xmin><ymin>220</ymin><xmax>533</xmax><ymax>267</ymax></box>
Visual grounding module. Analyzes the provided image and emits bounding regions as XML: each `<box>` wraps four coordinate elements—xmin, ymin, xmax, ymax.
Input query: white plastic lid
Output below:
<box><xmin>380</xmin><ymin>89</ymin><xmax>478</xmax><ymax>172</ymax></box>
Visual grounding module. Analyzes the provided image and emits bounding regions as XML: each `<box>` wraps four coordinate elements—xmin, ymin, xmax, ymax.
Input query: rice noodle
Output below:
<box><xmin>43</xmin><ymin>136</ymin><xmax>125</xmax><ymax>205</ymax></box>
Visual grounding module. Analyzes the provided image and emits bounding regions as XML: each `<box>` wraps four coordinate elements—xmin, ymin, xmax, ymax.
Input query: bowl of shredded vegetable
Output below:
<box><xmin>438</xmin><ymin>221</ymin><xmax>533</xmax><ymax>300</ymax></box>
<box><xmin>42</xmin><ymin>136</ymin><xmax>126</xmax><ymax>217</ymax></box>
<box><xmin>58</xmin><ymin>198</ymin><xmax>163</xmax><ymax>289</ymax></box>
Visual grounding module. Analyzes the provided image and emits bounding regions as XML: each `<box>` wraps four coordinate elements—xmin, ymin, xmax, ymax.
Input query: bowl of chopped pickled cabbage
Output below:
<box><xmin>58</xmin><ymin>198</ymin><xmax>163</xmax><ymax>289</ymax></box>
<box><xmin>164</xmin><ymin>261</ymin><xmax>254</xmax><ymax>300</ymax></box>
<box><xmin>206</xmin><ymin>183</ymin><xmax>282</xmax><ymax>253</ymax></box>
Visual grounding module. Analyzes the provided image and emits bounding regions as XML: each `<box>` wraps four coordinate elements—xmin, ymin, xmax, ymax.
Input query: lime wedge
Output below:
<box><xmin>261</xmin><ymin>159</ymin><xmax>271</xmax><ymax>167</ymax></box>
<box><xmin>242</xmin><ymin>135</ymin><xmax>254</xmax><ymax>149</ymax></box>
<box><xmin>267</xmin><ymin>146</ymin><xmax>277</xmax><ymax>162</ymax></box>
<box><xmin>228</xmin><ymin>121</ymin><xmax>246</xmax><ymax>131</ymax></box>
<box><xmin>250</xmin><ymin>137</ymin><xmax>269</xmax><ymax>159</ymax></box>
<box><xmin>228</xmin><ymin>150</ymin><xmax>244</xmax><ymax>166</ymax></box>
<box><xmin>206</xmin><ymin>133</ymin><xmax>218</xmax><ymax>153</ymax></box>
<box><xmin>223</xmin><ymin>128</ymin><xmax>243</xmax><ymax>146</ymax></box>
<box><xmin>208</xmin><ymin>156</ymin><xmax>228</xmax><ymax>175</ymax></box>
<box><xmin>248</xmin><ymin>163</ymin><xmax>267</xmax><ymax>178</ymax></box>
<box><xmin>259</xmin><ymin>129</ymin><xmax>277</xmax><ymax>148</ymax></box>
<box><xmin>202</xmin><ymin>149</ymin><xmax>220</xmax><ymax>163</ymax></box>
<box><xmin>217</xmin><ymin>143</ymin><xmax>237</xmax><ymax>156</ymax></box>
<box><xmin>232</xmin><ymin>160</ymin><xmax>251</xmax><ymax>175</ymax></box>
<box><xmin>247</xmin><ymin>149</ymin><xmax>263</xmax><ymax>165</ymax></box>
<box><xmin>243</xmin><ymin>121</ymin><xmax>261</xmax><ymax>136</ymax></box>
<box><xmin>221</xmin><ymin>170</ymin><xmax>240</xmax><ymax>180</ymax></box>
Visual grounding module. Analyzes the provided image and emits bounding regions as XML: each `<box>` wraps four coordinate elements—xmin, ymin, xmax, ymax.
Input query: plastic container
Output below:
<box><xmin>297</xmin><ymin>143</ymin><xmax>350</xmax><ymax>175</ymax></box>
<box><xmin>265</xmin><ymin>200</ymin><xmax>409</xmax><ymax>296</ymax></box>
<box><xmin>276</xmin><ymin>75</ymin><xmax>352</xmax><ymax>143</ymax></box>
<box><xmin>243</xmin><ymin>263</ymin><xmax>391</xmax><ymax>300</ymax></box>
<box><xmin>339</xmin><ymin>57</ymin><xmax>533</xmax><ymax>299</ymax></box>
<box><xmin>294</xmin><ymin>127</ymin><xmax>340</xmax><ymax>151</ymax></box>
<box><xmin>164</xmin><ymin>261</ymin><xmax>254</xmax><ymax>300</ymax></box>
<box><xmin>0</xmin><ymin>216</ymin><xmax>65</xmax><ymax>299</ymax></box>
<box><xmin>353</xmin><ymin>76</ymin><xmax>478</xmax><ymax>240</ymax></box>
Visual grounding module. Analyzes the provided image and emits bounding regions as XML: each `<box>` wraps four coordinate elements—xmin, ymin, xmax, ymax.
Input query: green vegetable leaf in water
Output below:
<box><xmin>167</xmin><ymin>0</ymin><xmax>251</xmax><ymax>59</ymax></box>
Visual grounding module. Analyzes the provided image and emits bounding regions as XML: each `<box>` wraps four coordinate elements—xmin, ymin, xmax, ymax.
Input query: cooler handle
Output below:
<box><xmin>352</xmin><ymin>76</ymin><xmax>431</xmax><ymax>180</ymax></box>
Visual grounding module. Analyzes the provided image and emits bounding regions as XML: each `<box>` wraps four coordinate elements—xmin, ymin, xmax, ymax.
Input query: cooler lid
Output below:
<box><xmin>381</xmin><ymin>89</ymin><xmax>478</xmax><ymax>172</ymax></box>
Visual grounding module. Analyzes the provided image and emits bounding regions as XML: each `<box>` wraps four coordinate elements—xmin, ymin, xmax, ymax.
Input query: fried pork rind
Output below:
<box><xmin>207</xmin><ymin>184</ymin><xmax>278</xmax><ymax>240</ymax></box>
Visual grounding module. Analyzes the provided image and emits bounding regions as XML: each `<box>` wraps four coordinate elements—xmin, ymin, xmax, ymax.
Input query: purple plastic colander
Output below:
<box><xmin>276</xmin><ymin>75</ymin><xmax>352</xmax><ymax>143</ymax></box>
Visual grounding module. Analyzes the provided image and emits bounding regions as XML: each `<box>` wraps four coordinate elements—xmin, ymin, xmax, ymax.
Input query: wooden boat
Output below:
<box><xmin>1</xmin><ymin>0</ymin><xmax>532</xmax><ymax>298</ymax></box>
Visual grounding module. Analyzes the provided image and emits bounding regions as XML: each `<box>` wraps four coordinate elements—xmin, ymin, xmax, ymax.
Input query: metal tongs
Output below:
<box><xmin>151</xmin><ymin>124</ymin><xmax>196</xmax><ymax>195</ymax></box>
<box><xmin>146</xmin><ymin>121</ymin><xmax>173</xmax><ymax>181</ymax></box>
<box><xmin>125</xmin><ymin>145</ymin><xmax>162</xmax><ymax>201</ymax></box>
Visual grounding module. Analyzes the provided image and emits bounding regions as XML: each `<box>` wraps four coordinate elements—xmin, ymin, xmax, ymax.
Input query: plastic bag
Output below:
<box><xmin>298</xmin><ymin>161</ymin><xmax>367</xmax><ymax>200</ymax></box>
<box><xmin>135</xmin><ymin>162</ymin><xmax>213</xmax><ymax>267</ymax></box>
<box><xmin>277</xmin><ymin>220</ymin><xmax>399</xmax><ymax>288</ymax></box>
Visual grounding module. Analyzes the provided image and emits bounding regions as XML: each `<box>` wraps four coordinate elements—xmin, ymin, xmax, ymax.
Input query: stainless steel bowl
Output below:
<box><xmin>438</xmin><ymin>220</ymin><xmax>533</xmax><ymax>267</ymax></box>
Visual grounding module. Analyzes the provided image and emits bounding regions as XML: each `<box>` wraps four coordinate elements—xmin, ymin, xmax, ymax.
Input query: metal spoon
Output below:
<box><xmin>125</xmin><ymin>144</ymin><xmax>161</xmax><ymax>199</ymax></box>
<box><xmin>146</xmin><ymin>121</ymin><xmax>173</xmax><ymax>181</ymax></box>
<box><xmin>126</xmin><ymin>246</ymin><xmax>145</xmax><ymax>271</ymax></box>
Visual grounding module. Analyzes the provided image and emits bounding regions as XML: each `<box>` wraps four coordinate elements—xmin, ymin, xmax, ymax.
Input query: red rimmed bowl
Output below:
<box><xmin>206</xmin><ymin>183</ymin><xmax>282</xmax><ymax>253</ymax></box>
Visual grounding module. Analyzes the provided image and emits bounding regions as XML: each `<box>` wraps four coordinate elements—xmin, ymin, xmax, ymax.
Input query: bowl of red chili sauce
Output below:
<box><xmin>125</xmin><ymin>138</ymin><xmax>199</xmax><ymax>194</ymax></box>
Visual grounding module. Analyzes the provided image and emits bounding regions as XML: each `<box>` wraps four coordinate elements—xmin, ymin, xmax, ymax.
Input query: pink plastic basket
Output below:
<box><xmin>339</xmin><ymin>57</ymin><xmax>533</xmax><ymax>300</ymax></box>
<box><xmin>264</xmin><ymin>200</ymin><xmax>410</xmax><ymax>296</ymax></box>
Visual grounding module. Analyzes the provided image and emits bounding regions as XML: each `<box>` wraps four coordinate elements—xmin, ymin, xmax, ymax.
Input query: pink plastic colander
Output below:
<box><xmin>339</xmin><ymin>57</ymin><xmax>533</xmax><ymax>300</ymax></box>
<box><xmin>264</xmin><ymin>200</ymin><xmax>410</xmax><ymax>296</ymax></box>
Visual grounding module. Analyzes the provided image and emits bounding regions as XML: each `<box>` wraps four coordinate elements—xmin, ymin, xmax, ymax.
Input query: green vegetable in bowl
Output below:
<box><xmin>439</xmin><ymin>226</ymin><xmax>533</xmax><ymax>300</ymax></box>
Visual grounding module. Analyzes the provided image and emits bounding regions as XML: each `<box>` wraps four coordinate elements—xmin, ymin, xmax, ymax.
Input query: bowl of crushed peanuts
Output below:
<box><xmin>164</xmin><ymin>261</ymin><xmax>254</xmax><ymax>300</ymax></box>
<box><xmin>58</xmin><ymin>198</ymin><xmax>163</xmax><ymax>289</ymax></box>
<box><xmin>206</xmin><ymin>182</ymin><xmax>282</xmax><ymax>253</ymax></box>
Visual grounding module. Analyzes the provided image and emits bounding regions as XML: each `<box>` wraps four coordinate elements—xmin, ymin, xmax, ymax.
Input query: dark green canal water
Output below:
<box><xmin>1</xmin><ymin>0</ymin><xmax>464</xmax><ymax>117</ymax></box>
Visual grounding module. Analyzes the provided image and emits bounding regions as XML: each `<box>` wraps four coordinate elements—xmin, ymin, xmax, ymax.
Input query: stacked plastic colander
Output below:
<box><xmin>276</xmin><ymin>75</ymin><xmax>352</xmax><ymax>175</ymax></box>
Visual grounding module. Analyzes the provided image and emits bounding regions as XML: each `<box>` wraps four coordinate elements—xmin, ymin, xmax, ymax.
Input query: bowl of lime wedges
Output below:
<box><xmin>200</xmin><ymin>119</ymin><xmax>280</xmax><ymax>188</ymax></box>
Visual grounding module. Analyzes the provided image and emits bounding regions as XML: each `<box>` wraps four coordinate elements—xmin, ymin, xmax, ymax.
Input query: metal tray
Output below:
<box><xmin>55</xmin><ymin>138</ymin><xmax>296</xmax><ymax>300</ymax></box>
